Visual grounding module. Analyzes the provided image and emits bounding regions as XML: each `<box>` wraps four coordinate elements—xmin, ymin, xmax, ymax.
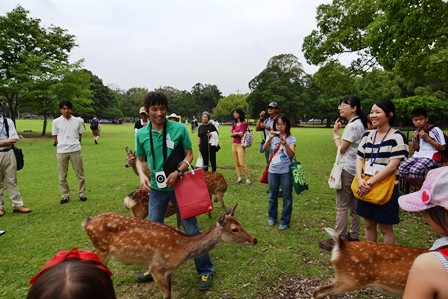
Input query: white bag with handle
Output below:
<box><xmin>196</xmin><ymin>152</ymin><xmax>204</xmax><ymax>168</ymax></box>
<box><xmin>328</xmin><ymin>147</ymin><xmax>343</xmax><ymax>190</ymax></box>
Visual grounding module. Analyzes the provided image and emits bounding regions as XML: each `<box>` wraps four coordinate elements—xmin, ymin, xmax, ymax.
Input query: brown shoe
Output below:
<box><xmin>13</xmin><ymin>206</ymin><xmax>31</xmax><ymax>213</ymax></box>
<box><xmin>0</xmin><ymin>209</ymin><xmax>4</xmax><ymax>216</ymax></box>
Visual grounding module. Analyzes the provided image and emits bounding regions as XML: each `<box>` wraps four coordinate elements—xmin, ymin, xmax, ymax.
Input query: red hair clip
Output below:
<box><xmin>30</xmin><ymin>248</ymin><xmax>112</xmax><ymax>284</ymax></box>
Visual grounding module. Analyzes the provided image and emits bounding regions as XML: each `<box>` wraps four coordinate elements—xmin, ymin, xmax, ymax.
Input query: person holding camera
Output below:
<box><xmin>256</xmin><ymin>102</ymin><xmax>279</xmax><ymax>164</ymax></box>
<box><xmin>262</xmin><ymin>114</ymin><xmax>296</xmax><ymax>230</ymax></box>
<box><xmin>134</xmin><ymin>91</ymin><xmax>215</xmax><ymax>290</ymax></box>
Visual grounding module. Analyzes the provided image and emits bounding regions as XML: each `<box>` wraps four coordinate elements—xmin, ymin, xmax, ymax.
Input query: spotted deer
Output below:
<box><xmin>82</xmin><ymin>204</ymin><xmax>257</xmax><ymax>299</ymax></box>
<box><xmin>125</xmin><ymin>147</ymin><xmax>150</xmax><ymax>177</ymax></box>
<box><xmin>123</xmin><ymin>187</ymin><xmax>181</xmax><ymax>228</ymax></box>
<box><xmin>312</xmin><ymin>228</ymin><xmax>428</xmax><ymax>298</ymax></box>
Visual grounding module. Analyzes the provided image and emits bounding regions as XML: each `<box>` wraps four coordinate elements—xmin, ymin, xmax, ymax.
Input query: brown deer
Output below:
<box><xmin>82</xmin><ymin>204</ymin><xmax>257</xmax><ymax>299</ymax></box>
<box><xmin>124</xmin><ymin>187</ymin><xmax>181</xmax><ymax>228</ymax></box>
<box><xmin>312</xmin><ymin>228</ymin><xmax>428</xmax><ymax>299</ymax></box>
<box><xmin>125</xmin><ymin>147</ymin><xmax>150</xmax><ymax>177</ymax></box>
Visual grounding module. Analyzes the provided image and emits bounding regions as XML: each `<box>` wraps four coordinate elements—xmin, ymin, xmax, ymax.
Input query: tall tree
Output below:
<box><xmin>303</xmin><ymin>0</ymin><xmax>448</xmax><ymax>88</ymax></box>
<box><xmin>247</xmin><ymin>54</ymin><xmax>307</xmax><ymax>125</ymax></box>
<box><xmin>213</xmin><ymin>93</ymin><xmax>249</xmax><ymax>121</ymax></box>
<box><xmin>190</xmin><ymin>83</ymin><xmax>222</xmax><ymax>117</ymax></box>
<box><xmin>0</xmin><ymin>5</ymin><xmax>77</xmax><ymax>123</ymax></box>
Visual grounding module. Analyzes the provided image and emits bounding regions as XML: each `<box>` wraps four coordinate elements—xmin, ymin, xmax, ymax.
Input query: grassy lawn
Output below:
<box><xmin>0</xmin><ymin>120</ymin><xmax>436</xmax><ymax>298</ymax></box>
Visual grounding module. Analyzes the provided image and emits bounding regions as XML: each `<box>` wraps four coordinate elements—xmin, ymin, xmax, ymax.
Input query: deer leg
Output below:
<box><xmin>216</xmin><ymin>193</ymin><xmax>226</xmax><ymax>212</ymax></box>
<box><xmin>152</xmin><ymin>269</ymin><xmax>171</xmax><ymax>299</ymax></box>
<box><xmin>313</xmin><ymin>280</ymin><xmax>362</xmax><ymax>299</ymax></box>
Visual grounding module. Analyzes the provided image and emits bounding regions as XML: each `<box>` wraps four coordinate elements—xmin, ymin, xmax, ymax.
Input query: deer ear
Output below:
<box><xmin>218</xmin><ymin>215</ymin><xmax>226</xmax><ymax>225</ymax></box>
<box><xmin>227</xmin><ymin>203</ymin><xmax>238</xmax><ymax>216</ymax></box>
<box><xmin>125</xmin><ymin>147</ymin><xmax>131</xmax><ymax>154</ymax></box>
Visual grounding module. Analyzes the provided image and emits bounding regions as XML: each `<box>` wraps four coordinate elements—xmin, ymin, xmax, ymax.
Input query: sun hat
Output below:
<box><xmin>268</xmin><ymin>102</ymin><xmax>279</xmax><ymax>108</ymax></box>
<box><xmin>139</xmin><ymin>107</ymin><xmax>148</xmax><ymax>115</ymax></box>
<box><xmin>398</xmin><ymin>166</ymin><xmax>448</xmax><ymax>212</ymax></box>
<box><xmin>168</xmin><ymin>113</ymin><xmax>179</xmax><ymax>119</ymax></box>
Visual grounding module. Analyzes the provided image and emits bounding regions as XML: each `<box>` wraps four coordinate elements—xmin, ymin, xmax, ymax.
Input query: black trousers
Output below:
<box><xmin>200</xmin><ymin>148</ymin><xmax>217</xmax><ymax>172</ymax></box>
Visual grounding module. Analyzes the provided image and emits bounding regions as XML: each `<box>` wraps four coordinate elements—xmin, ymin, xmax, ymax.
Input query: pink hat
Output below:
<box><xmin>398</xmin><ymin>166</ymin><xmax>448</xmax><ymax>212</ymax></box>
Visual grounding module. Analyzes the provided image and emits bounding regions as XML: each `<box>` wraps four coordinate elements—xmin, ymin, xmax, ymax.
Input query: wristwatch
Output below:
<box><xmin>177</xmin><ymin>169</ymin><xmax>183</xmax><ymax>179</ymax></box>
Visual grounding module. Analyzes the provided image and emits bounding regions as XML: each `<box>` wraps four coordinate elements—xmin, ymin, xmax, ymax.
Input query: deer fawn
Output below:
<box><xmin>312</xmin><ymin>228</ymin><xmax>427</xmax><ymax>298</ymax></box>
<box><xmin>82</xmin><ymin>204</ymin><xmax>257</xmax><ymax>299</ymax></box>
<box><xmin>125</xmin><ymin>147</ymin><xmax>150</xmax><ymax>177</ymax></box>
<box><xmin>124</xmin><ymin>187</ymin><xmax>181</xmax><ymax>228</ymax></box>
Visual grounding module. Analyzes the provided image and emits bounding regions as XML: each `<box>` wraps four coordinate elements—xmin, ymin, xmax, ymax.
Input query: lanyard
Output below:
<box><xmin>370</xmin><ymin>127</ymin><xmax>392</xmax><ymax>166</ymax></box>
<box><xmin>149</xmin><ymin>121</ymin><xmax>167</xmax><ymax>171</ymax></box>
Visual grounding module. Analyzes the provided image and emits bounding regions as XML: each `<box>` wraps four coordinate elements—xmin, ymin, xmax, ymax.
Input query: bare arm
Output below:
<box><xmin>136</xmin><ymin>156</ymin><xmax>150</xmax><ymax>191</ymax></box>
<box><xmin>255</xmin><ymin>111</ymin><xmax>266</xmax><ymax>131</ymax></box>
<box><xmin>0</xmin><ymin>139</ymin><xmax>16</xmax><ymax>147</ymax></box>
<box><xmin>53</xmin><ymin>135</ymin><xmax>58</xmax><ymax>145</ymax></box>
<box><xmin>419</xmin><ymin>130</ymin><xmax>446</xmax><ymax>151</ymax></box>
<box><xmin>403</xmin><ymin>253</ymin><xmax>446</xmax><ymax>299</ymax></box>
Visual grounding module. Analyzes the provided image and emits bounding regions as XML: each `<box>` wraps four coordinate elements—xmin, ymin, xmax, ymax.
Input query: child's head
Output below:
<box><xmin>411</xmin><ymin>107</ymin><xmax>429</xmax><ymax>130</ymax></box>
<box><xmin>399</xmin><ymin>167</ymin><xmax>448</xmax><ymax>234</ymax></box>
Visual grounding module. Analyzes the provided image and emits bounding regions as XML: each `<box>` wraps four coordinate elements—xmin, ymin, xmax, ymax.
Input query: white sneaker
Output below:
<box><xmin>246</xmin><ymin>179</ymin><xmax>251</xmax><ymax>185</ymax></box>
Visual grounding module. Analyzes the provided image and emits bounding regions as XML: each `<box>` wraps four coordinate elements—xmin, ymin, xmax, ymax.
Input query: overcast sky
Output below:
<box><xmin>1</xmin><ymin>0</ymin><xmax>332</xmax><ymax>95</ymax></box>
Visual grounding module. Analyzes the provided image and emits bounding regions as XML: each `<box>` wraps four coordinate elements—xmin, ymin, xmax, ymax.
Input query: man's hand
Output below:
<box><xmin>139</xmin><ymin>175</ymin><xmax>151</xmax><ymax>192</ymax></box>
<box><xmin>166</xmin><ymin>171</ymin><xmax>180</xmax><ymax>187</ymax></box>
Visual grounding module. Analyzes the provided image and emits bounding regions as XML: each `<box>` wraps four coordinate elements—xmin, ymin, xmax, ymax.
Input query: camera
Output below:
<box><xmin>274</xmin><ymin>131</ymin><xmax>281</xmax><ymax>137</ymax></box>
<box><xmin>155</xmin><ymin>171</ymin><xmax>167</xmax><ymax>188</ymax></box>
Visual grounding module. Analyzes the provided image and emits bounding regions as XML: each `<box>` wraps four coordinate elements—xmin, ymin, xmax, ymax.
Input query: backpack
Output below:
<box><xmin>4</xmin><ymin>117</ymin><xmax>24</xmax><ymax>171</ymax></box>
<box><xmin>424</xmin><ymin>124</ymin><xmax>448</xmax><ymax>163</ymax></box>
<box><xmin>90</xmin><ymin>118</ymin><xmax>99</xmax><ymax>129</ymax></box>
<box><xmin>241</xmin><ymin>129</ymin><xmax>253</xmax><ymax>148</ymax></box>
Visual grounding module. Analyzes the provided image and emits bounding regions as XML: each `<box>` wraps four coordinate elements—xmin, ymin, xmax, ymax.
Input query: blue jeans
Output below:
<box><xmin>149</xmin><ymin>189</ymin><xmax>214</xmax><ymax>276</ymax></box>
<box><xmin>268</xmin><ymin>172</ymin><xmax>293</xmax><ymax>226</ymax></box>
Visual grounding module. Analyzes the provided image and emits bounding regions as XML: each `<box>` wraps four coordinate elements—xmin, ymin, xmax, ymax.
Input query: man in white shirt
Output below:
<box><xmin>52</xmin><ymin>101</ymin><xmax>87</xmax><ymax>204</ymax></box>
<box><xmin>399</xmin><ymin>108</ymin><xmax>446</xmax><ymax>187</ymax></box>
<box><xmin>0</xmin><ymin>103</ymin><xmax>31</xmax><ymax>216</ymax></box>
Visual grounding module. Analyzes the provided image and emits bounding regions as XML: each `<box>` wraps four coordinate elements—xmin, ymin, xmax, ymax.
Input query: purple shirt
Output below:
<box><xmin>231</xmin><ymin>121</ymin><xmax>248</xmax><ymax>144</ymax></box>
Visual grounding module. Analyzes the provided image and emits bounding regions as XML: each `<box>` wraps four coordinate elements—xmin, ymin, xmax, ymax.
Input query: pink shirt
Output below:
<box><xmin>231</xmin><ymin>121</ymin><xmax>248</xmax><ymax>144</ymax></box>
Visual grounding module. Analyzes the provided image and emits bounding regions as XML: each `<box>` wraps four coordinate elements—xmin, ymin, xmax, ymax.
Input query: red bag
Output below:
<box><xmin>174</xmin><ymin>167</ymin><xmax>213</xmax><ymax>220</ymax></box>
<box><xmin>259</xmin><ymin>143</ymin><xmax>281</xmax><ymax>184</ymax></box>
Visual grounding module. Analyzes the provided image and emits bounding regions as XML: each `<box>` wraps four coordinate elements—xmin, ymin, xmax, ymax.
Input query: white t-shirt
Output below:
<box><xmin>340</xmin><ymin>117</ymin><xmax>365</xmax><ymax>175</ymax></box>
<box><xmin>52</xmin><ymin>115</ymin><xmax>82</xmax><ymax>153</ymax></box>
<box><xmin>413</xmin><ymin>126</ymin><xmax>446</xmax><ymax>159</ymax></box>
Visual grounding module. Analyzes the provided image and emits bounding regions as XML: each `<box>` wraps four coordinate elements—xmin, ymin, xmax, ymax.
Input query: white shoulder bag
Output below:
<box><xmin>328</xmin><ymin>147</ymin><xmax>343</xmax><ymax>189</ymax></box>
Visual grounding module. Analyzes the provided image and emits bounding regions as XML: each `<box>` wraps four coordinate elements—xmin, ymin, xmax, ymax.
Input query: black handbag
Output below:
<box><xmin>4</xmin><ymin>117</ymin><xmax>24</xmax><ymax>171</ymax></box>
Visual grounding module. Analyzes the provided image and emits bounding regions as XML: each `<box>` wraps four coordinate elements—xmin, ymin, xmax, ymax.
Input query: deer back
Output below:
<box><xmin>313</xmin><ymin>228</ymin><xmax>428</xmax><ymax>298</ymax></box>
<box><xmin>124</xmin><ymin>187</ymin><xmax>177</xmax><ymax>220</ymax></box>
<box><xmin>204</xmin><ymin>172</ymin><xmax>227</xmax><ymax>195</ymax></box>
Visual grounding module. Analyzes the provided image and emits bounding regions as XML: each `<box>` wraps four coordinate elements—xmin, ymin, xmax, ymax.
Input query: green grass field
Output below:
<box><xmin>0</xmin><ymin>120</ymin><xmax>436</xmax><ymax>298</ymax></box>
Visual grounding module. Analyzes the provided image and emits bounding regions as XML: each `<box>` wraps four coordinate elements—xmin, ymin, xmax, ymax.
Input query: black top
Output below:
<box><xmin>134</xmin><ymin>120</ymin><xmax>146</xmax><ymax>130</ymax></box>
<box><xmin>198</xmin><ymin>123</ymin><xmax>217</xmax><ymax>152</ymax></box>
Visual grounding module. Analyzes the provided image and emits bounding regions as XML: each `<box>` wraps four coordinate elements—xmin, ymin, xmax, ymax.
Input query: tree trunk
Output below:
<box><xmin>41</xmin><ymin>114</ymin><xmax>48</xmax><ymax>136</ymax></box>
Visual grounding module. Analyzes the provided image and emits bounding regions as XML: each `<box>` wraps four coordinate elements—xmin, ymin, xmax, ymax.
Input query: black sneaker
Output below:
<box><xmin>198</xmin><ymin>274</ymin><xmax>212</xmax><ymax>290</ymax></box>
<box><xmin>79</xmin><ymin>195</ymin><xmax>88</xmax><ymax>202</ymax></box>
<box><xmin>94</xmin><ymin>139</ymin><xmax>98</xmax><ymax>144</ymax></box>
<box><xmin>60</xmin><ymin>197</ymin><xmax>69</xmax><ymax>204</ymax></box>
<box><xmin>319</xmin><ymin>239</ymin><xmax>334</xmax><ymax>251</ymax></box>
<box><xmin>136</xmin><ymin>271</ymin><xmax>153</xmax><ymax>282</ymax></box>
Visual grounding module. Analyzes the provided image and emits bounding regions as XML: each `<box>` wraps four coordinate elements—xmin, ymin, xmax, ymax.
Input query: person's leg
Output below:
<box><xmin>378</xmin><ymin>223</ymin><xmax>395</xmax><ymax>244</ymax></box>
<box><xmin>334</xmin><ymin>170</ymin><xmax>355</xmax><ymax>237</ymax></box>
<box><xmin>148</xmin><ymin>190</ymin><xmax>170</xmax><ymax>223</ymax></box>
<box><xmin>398</xmin><ymin>156</ymin><xmax>416</xmax><ymax>177</ymax></box>
<box><xmin>236</xmin><ymin>144</ymin><xmax>250</xmax><ymax>181</ymax></box>
<box><xmin>209</xmin><ymin>149</ymin><xmax>217</xmax><ymax>172</ymax></box>
<box><xmin>200</xmin><ymin>149</ymin><xmax>209</xmax><ymax>171</ymax></box>
<box><xmin>57</xmin><ymin>152</ymin><xmax>70</xmax><ymax>199</ymax></box>
<box><xmin>268</xmin><ymin>172</ymin><xmax>280</xmax><ymax>224</ymax></box>
<box><xmin>279</xmin><ymin>172</ymin><xmax>292</xmax><ymax>228</ymax></box>
<box><xmin>407</xmin><ymin>157</ymin><xmax>436</xmax><ymax>179</ymax></box>
<box><xmin>364</xmin><ymin>218</ymin><xmax>378</xmax><ymax>242</ymax></box>
<box><xmin>3</xmin><ymin>151</ymin><xmax>24</xmax><ymax>208</ymax></box>
<box><xmin>232</xmin><ymin>143</ymin><xmax>241</xmax><ymax>180</ymax></box>
<box><xmin>70</xmin><ymin>151</ymin><xmax>86</xmax><ymax>198</ymax></box>
<box><xmin>0</xmin><ymin>154</ymin><xmax>6</xmax><ymax>211</ymax></box>
<box><xmin>171</xmin><ymin>194</ymin><xmax>214</xmax><ymax>276</ymax></box>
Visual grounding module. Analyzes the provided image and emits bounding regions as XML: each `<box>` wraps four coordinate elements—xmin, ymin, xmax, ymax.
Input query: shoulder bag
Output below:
<box><xmin>4</xmin><ymin>117</ymin><xmax>24</xmax><ymax>171</ymax></box>
<box><xmin>328</xmin><ymin>148</ymin><xmax>343</xmax><ymax>189</ymax></box>
<box><xmin>260</xmin><ymin>142</ymin><xmax>281</xmax><ymax>184</ymax></box>
<box><xmin>241</xmin><ymin>128</ymin><xmax>253</xmax><ymax>148</ymax></box>
<box><xmin>351</xmin><ymin>160</ymin><xmax>395</xmax><ymax>205</ymax></box>
<box><xmin>290</xmin><ymin>155</ymin><xmax>309</xmax><ymax>195</ymax></box>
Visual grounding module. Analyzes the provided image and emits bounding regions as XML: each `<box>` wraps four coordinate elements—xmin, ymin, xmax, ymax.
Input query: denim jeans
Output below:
<box><xmin>268</xmin><ymin>172</ymin><xmax>293</xmax><ymax>226</ymax></box>
<box><xmin>149</xmin><ymin>189</ymin><xmax>215</xmax><ymax>276</ymax></box>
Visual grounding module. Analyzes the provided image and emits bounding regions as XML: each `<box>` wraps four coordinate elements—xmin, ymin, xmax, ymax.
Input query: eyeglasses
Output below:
<box><xmin>276</xmin><ymin>123</ymin><xmax>285</xmax><ymax>127</ymax></box>
<box><xmin>338</xmin><ymin>103</ymin><xmax>350</xmax><ymax>109</ymax></box>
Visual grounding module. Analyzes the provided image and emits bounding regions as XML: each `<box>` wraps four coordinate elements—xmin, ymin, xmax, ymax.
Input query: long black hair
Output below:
<box><xmin>273</xmin><ymin>113</ymin><xmax>292</xmax><ymax>136</ymax></box>
<box><xmin>340</xmin><ymin>96</ymin><xmax>366</xmax><ymax>128</ymax></box>
<box><xmin>232</xmin><ymin>108</ymin><xmax>245</xmax><ymax>123</ymax></box>
<box><xmin>374</xmin><ymin>99</ymin><xmax>397</xmax><ymax>126</ymax></box>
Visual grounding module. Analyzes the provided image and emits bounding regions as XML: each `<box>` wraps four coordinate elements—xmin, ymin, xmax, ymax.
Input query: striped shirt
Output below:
<box><xmin>357</xmin><ymin>129</ymin><xmax>409</xmax><ymax>183</ymax></box>
<box><xmin>430</xmin><ymin>237</ymin><xmax>448</xmax><ymax>273</ymax></box>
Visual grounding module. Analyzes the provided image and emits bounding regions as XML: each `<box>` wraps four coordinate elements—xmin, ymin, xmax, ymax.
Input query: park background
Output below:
<box><xmin>0</xmin><ymin>121</ymin><xmax>437</xmax><ymax>299</ymax></box>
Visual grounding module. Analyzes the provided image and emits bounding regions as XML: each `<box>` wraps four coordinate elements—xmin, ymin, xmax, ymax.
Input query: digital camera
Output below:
<box><xmin>274</xmin><ymin>131</ymin><xmax>281</xmax><ymax>137</ymax></box>
<box><xmin>155</xmin><ymin>171</ymin><xmax>167</xmax><ymax>188</ymax></box>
